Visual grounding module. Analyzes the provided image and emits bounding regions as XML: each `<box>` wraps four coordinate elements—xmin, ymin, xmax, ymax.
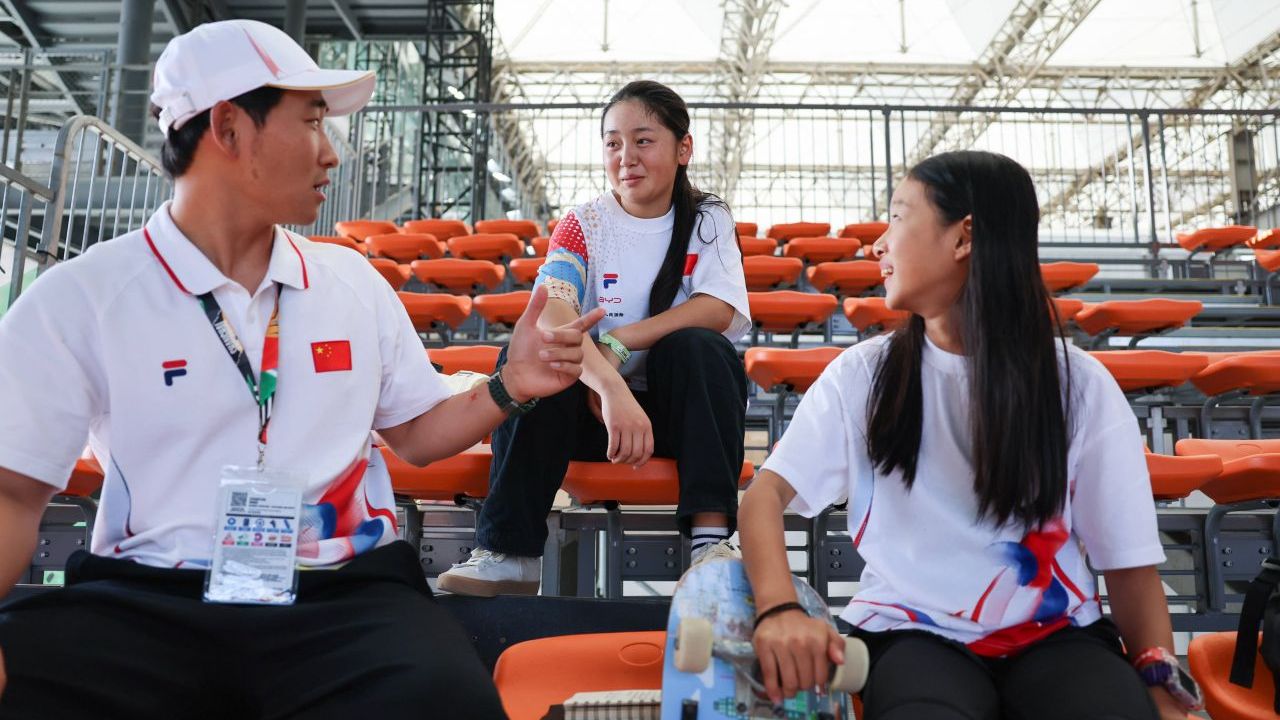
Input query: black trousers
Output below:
<box><xmin>851</xmin><ymin>621</ymin><xmax>1158</xmax><ymax>720</ymax></box>
<box><xmin>0</xmin><ymin>542</ymin><xmax>506</xmax><ymax>720</ymax></box>
<box><xmin>477</xmin><ymin>327</ymin><xmax>748</xmax><ymax>557</ymax></box>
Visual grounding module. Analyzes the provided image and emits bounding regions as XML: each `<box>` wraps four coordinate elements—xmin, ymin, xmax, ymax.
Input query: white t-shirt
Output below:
<box><xmin>761</xmin><ymin>333</ymin><xmax>1165</xmax><ymax>656</ymax></box>
<box><xmin>0</xmin><ymin>203</ymin><xmax>451</xmax><ymax>568</ymax></box>
<box><xmin>536</xmin><ymin>191</ymin><xmax>751</xmax><ymax>389</ymax></box>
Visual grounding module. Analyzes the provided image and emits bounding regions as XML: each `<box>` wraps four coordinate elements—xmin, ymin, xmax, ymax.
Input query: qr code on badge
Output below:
<box><xmin>230</xmin><ymin>491</ymin><xmax>247</xmax><ymax>511</ymax></box>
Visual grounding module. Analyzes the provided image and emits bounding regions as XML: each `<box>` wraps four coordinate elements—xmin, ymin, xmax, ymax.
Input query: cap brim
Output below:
<box><xmin>266</xmin><ymin>68</ymin><xmax>375</xmax><ymax>117</ymax></box>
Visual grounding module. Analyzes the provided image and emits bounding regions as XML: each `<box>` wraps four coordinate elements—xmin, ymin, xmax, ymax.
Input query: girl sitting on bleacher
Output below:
<box><xmin>437</xmin><ymin>80</ymin><xmax>752</xmax><ymax>596</ymax></box>
<box><xmin>740</xmin><ymin>150</ymin><xmax>1198</xmax><ymax>720</ymax></box>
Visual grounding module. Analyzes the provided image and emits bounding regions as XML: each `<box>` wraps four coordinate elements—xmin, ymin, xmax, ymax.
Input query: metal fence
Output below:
<box><xmin>352</xmin><ymin>102</ymin><xmax>1280</xmax><ymax>249</ymax></box>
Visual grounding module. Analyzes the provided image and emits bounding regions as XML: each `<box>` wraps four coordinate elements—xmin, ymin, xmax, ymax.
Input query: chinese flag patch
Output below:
<box><xmin>311</xmin><ymin>340</ymin><xmax>352</xmax><ymax>373</ymax></box>
<box><xmin>683</xmin><ymin>253</ymin><xmax>699</xmax><ymax>276</ymax></box>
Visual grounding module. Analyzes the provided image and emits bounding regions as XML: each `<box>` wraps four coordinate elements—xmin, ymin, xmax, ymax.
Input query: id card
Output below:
<box><xmin>204</xmin><ymin>466</ymin><xmax>305</xmax><ymax>605</ymax></box>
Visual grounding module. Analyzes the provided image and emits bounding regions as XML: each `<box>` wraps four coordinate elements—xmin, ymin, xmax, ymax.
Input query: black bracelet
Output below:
<box><xmin>754</xmin><ymin>601</ymin><xmax>807</xmax><ymax>630</ymax></box>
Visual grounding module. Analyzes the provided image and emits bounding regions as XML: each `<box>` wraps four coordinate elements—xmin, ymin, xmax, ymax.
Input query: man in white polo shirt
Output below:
<box><xmin>0</xmin><ymin>20</ymin><xmax>599</xmax><ymax>718</ymax></box>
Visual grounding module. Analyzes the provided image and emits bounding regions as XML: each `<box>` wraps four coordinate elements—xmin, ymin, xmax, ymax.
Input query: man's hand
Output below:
<box><xmin>501</xmin><ymin>286</ymin><xmax>605</xmax><ymax>403</ymax></box>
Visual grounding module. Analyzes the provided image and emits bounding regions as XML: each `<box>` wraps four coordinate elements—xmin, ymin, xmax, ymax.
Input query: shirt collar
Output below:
<box><xmin>144</xmin><ymin>201</ymin><xmax>310</xmax><ymax>296</ymax></box>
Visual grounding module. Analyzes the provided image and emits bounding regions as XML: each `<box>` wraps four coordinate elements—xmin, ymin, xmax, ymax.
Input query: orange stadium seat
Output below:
<box><xmin>530</xmin><ymin>236</ymin><xmax>550</xmax><ymax>257</ymax></box>
<box><xmin>397</xmin><ymin>292</ymin><xmax>472</xmax><ymax>339</ymax></box>
<box><xmin>309</xmin><ymin>235</ymin><xmax>364</xmax><ymax>254</ymax></box>
<box><xmin>402</xmin><ymin>219</ymin><xmax>471</xmax><ymax>241</ymax></box>
<box><xmin>410</xmin><ymin>259</ymin><xmax>506</xmax><ymax>294</ymax></box>
<box><xmin>381</xmin><ymin>444</ymin><xmax>491</xmax><ymax>503</ymax></box>
<box><xmin>783</xmin><ymin>237</ymin><xmax>861</xmax><ymax>264</ymax></box>
<box><xmin>1257</xmin><ymin>249</ymin><xmax>1280</xmax><ymax>273</ymax></box>
<box><xmin>744</xmin><ymin>346</ymin><xmax>843</xmax><ymax>394</ymax></box>
<box><xmin>1191</xmin><ymin>352</ymin><xmax>1280</xmax><ymax>397</ymax></box>
<box><xmin>806</xmin><ymin>261</ymin><xmax>883</xmax><ymax>296</ymax></box>
<box><xmin>509</xmin><ymin>257</ymin><xmax>546</xmax><ymax>286</ymax></box>
<box><xmin>736</xmin><ymin>221</ymin><xmax>758</xmax><ymax>237</ymax></box>
<box><xmin>365</xmin><ymin>233</ymin><xmax>443</xmax><ymax>262</ymax></box>
<box><xmin>448</xmin><ymin>233</ymin><xmax>526</xmax><ymax>263</ymax></box>
<box><xmin>494</xmin><ymin>632</ymin><xmax>665</xmax><ymax>720</ymax></box>
<box><xmin>747</xmin><ymin>291</ymin><xmax>839</xmax><ymax>334</ymax></box>
<box><xmin>1174</xmin><ymin>439</ymin><xmax>1280</xmax><ymax>505</ymax></box>
<box><xmin>745</xmin><ymin>346</ymin><xmax>845</xmax><ymax>444</ymax></box>
<box><xmin>1248</xmin><ymin>228</ymin><xmax>1280</xmax><ymax>250</ymax></box>
<box><xmin>767</xmin><ymin>222</ymin><xmax>830</xmax><ymax>241</ymax></box>
<box><xmin>1051</xmin><ymin>297</ymin><xmax>1085</xmax><ymax>323</ymax></box>
<box><xmin>1073</xmin><ymin>299</ymin><xmax>1202</xmax><ymax>339</ymax></box>
<box><xmin>335</xmin><ymin>220</ymin><xmax>398</xmax><ymax>242</ymax></box>
<box><xmin>64</xmin><ymin>456</ymin><xmax>104</xmax><ymax>498</ymax></box>
<box><xmin>369</xmin><ymin>258</ymin><xmax>411</xmax><ymax>290</ymax></box>
<box><xmin>1040</xmin><ymin>261</ymin><xmax>1099</xmax><ymax>292</ymax></box>
<box><xmin>740</xmin><ymin>237</ymin><xmax>779</xmax><ymax>257</ymax></box>
<box><xmin>1145</xmin><ymin>451</ymin><xmax>1221</xmax><ymax>501</ymax></box>
<box><xmin>1089</xmin><ymin>350</ymin><xmax>1209</xmax><ymax>393</ymax></box>
<box><xmin>561</xmin><ymin>460</ymin><xmax>755</xmax><ymax>597</ymax></box>
<box><xmin>838</xmin><ymin>221</ymin><xmax>888</xmax><ymax>245</ymax></box>
<box><xmin>564</xmin><ymin>459</ymin><xmax>754</xmax><ymax>508</ymax></box>
<box><xmin>473</xmin><ymin>291</ymin><xmax>532</xmax><ymax>327</ymax></box>
<box><xmin>546</xmin><ymin>218</ymin><xmax>559</xmax><ymax>234</ymax></box>
<box><xmin>1176</xmin><ymin>225</ymin><xmax>1257</xmax><ymax>253</ymax></box>
<box><xmin>742</xmin><ymin>256</ymin><xmax>803</xmax><ymax>291</ymax></box>
<box><xmin>842</xmin><ymin>297</ymin><xmax>909</xmax><ymax>334</ymax></box>
<box><xmin>1190</xmin><ymin>632</ymin><xmax>1277</xmax><ymax>720</ymax></box>
<box><xmin>474</xmin><ymin>219</ymin><xmax>541</xmax><ymax>241</ymax></box>
<box><xmin>427</xmin><ymin>345</ymin><xmax>501</xmax><ymax>375</ymax></box>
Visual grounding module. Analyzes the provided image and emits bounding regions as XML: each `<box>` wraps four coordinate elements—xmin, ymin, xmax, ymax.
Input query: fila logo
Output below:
<box><xmin>162</xmin><ymin>359</ymin><xmax>188</xmax><ymax>386</ymax></box>
<box><xmin>603</xmin><ymin>273</ymin><xmax>619</xmax><ymax>289</ymax></box>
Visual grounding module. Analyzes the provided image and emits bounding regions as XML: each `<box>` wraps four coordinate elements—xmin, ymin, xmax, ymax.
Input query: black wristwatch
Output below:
<box><xmin>488</xmin><ymin>370</ymin><xmax>538</xmax><ymax>416</ymax></box>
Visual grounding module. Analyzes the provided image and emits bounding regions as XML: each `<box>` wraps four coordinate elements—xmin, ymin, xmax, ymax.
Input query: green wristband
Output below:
<box><xmin>598</xmin><ymin>332</ymin><xmax>631</xmax><ymax>365</ymax></box>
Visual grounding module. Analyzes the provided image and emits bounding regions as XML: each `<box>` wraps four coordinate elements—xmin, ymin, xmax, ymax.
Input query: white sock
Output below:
<box><xmin>690</xmin><ymin>525</ymin><xmax>730</xmax><ymax>553</ymax></box>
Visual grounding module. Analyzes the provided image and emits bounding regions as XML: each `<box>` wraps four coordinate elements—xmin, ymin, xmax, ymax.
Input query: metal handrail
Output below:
<box><xmin>37</xmin><ymin>114</ymin><xmax>165</xmax><ymax>269</ymax></box>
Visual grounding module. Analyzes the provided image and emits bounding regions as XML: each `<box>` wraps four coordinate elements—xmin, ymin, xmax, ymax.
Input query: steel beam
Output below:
<box><xmin>329</xmin><ymin>0</ymin><xmax>364</xmax><ymax>42</ymax></box>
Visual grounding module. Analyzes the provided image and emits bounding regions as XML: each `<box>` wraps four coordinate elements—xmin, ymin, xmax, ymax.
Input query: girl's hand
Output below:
<box><xmin>752</xmin><ymin>608</ymin><xmax>846</xmax><ymax>705</ymax></box>
<box><xmin>598</xmin><ymin>385</ymin><xmax>653</xmax><ymax>466</ymax></box>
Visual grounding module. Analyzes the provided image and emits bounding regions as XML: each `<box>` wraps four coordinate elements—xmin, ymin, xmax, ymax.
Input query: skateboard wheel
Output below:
<box><xmin>829</xmin><ymin>637</ymin><xmax>869</xmax><ymax>693</ymax></box>
<box><xmin>673</xmin><ymin>617</ymin><xmax>714</xmax><ymax>673</ymax></box>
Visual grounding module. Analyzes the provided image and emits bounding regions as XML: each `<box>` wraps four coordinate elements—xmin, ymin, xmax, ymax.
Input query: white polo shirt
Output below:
<box><xmin>0</xmin><ymin>202</ymin><xmax>450</xmax><ymax>568</ymax></box>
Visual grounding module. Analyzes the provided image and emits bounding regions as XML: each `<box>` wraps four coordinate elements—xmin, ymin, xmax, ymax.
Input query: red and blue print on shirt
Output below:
<box><xmin>965</xmin><ymin>518</ymin><xmax>1089</xmax><ymax>656</ymax></box>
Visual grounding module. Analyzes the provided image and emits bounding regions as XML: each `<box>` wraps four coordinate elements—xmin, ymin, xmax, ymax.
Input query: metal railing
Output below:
<box><xmin>38</xmin><ymin>115</ymin><xmax>168</xmax><ymax>273</ymax></box>
<box><xmin>0</xmin><ymin>161</ymin><xmax>54</xmax><ymax>309</ymax></box>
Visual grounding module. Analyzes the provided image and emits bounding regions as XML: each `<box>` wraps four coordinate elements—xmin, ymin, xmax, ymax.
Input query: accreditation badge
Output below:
<box><xmin>204</xmin><ymin>465</ymin><xmax>306</xmax><ymax>605</ymax></box>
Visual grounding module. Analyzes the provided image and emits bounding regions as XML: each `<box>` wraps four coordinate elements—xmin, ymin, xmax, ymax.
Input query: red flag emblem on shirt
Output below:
<box><xmin>312</xmin><ymin>340</ymin><xmax>352</xmax><ymax>373</ymax></box>
<box><xmin>683</xmin><ymin>253</ymin><xmax>698</xmax><ymax>276</ymax></box>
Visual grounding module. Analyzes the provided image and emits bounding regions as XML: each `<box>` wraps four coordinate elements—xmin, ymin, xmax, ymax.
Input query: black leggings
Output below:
<box><xmin>852</xmin><ymin>621</ymin><xmax>1158</xmax><ymax>720</ymax></box>
<box><xmin>477</xmin><ymin>327</ymin><xmax>748</xmax><ymax>557</ymax></box>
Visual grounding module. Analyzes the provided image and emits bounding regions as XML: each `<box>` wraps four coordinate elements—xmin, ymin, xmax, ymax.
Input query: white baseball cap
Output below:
<box><xmin>151</xmin><ymin>19</ymin><xmax>375</xmax><ymax>137</ymax></box>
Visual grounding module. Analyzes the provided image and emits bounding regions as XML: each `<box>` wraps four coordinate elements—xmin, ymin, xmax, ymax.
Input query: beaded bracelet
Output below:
<box><xmin>754</xmin><ymin>601</ymin><xmax>807</xmax><ymax>630</ymax></box>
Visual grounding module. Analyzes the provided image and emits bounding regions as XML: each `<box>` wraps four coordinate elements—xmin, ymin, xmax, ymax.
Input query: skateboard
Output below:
<box><xmin>660</xmin><ymin>557</ymin><xmax>869</xmax><ymax>719</ymax></box>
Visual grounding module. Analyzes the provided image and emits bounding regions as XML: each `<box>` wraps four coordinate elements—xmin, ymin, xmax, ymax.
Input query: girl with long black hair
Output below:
<box><xmin>439</xmin><ymin>80</ymin><xmax>751</xmax><ymax>596</ymax></box>
<box><xmin>740</xmin><ymin>151</ymin><xmax>1199</xmax><ymax>719</ymax></box>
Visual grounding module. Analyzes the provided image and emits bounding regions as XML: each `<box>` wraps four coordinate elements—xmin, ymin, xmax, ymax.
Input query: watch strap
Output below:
<box><xmin>488</xmin><ymin>370</ymin><xmax>538</xmax><ymax>416</ymax></box>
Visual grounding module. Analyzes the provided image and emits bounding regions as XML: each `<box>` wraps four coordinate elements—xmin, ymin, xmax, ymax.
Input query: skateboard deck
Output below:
<box><xmin>660</xmin><ymin>557</ymin><xmax>867</xmax><ymax>719</ymax></box>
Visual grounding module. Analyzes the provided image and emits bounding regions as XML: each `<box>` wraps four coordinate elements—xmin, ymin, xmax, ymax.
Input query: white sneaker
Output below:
<box><xmin>436</xmin><ymin>548</ymin><xmax>541</xmax><ymax>597</ymax></box>
<box><xmin>690</xmin><ymin>539</ymin><xmax>741</xmax><ymax>567</ymax></box>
